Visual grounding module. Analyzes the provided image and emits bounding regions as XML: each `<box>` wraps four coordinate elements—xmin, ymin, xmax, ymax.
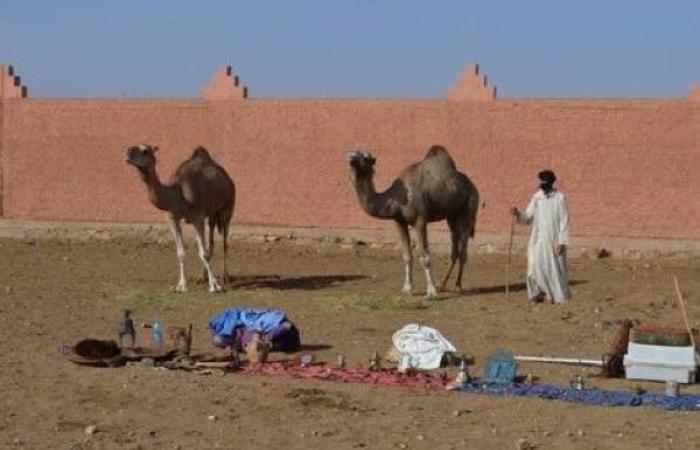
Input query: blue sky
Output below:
<box><xmin>1</xmin><ymin>1</ymin><xmax>698</xmax><ymax>98</ymax></box>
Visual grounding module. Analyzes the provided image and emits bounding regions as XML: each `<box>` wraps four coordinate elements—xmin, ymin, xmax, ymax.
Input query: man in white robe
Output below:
<box><xmin>511</xmin><ymin>170</ymin><xmax>571</xmax><ymax>303</ymax></box>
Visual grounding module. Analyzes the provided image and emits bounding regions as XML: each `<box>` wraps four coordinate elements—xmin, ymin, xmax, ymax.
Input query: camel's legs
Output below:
<box><xmin>454</xmin><ymin>229</ymin><xmax>470</xmax><ymax>292</ymax></box>
<box><xmin>168</xmin><ymin>216</ymin><xmax>188</xmax><ymax>293</ymax></box>
<box><xmin>192</xmin><ymin>219</ymin><xmax>223</xmax><ymax>293</ymax></box>
<box><xmin>416</xmin><ymin>220</ymin><xmax>438</xmax><ymax>298</ymax></box>
<box><xmin>441</xmin><ymin>218</ymin><xmax>460</xmax><ymax>291</ymax></box>
<box><xmin>203</xmin><ymin>219</ymin><xmax>215</xmax><ymax>282</ymax></box>
<box><xmin>395</xmin><ymin>221</ymin><xmax>413</xmax><ymax>295</ymax></box>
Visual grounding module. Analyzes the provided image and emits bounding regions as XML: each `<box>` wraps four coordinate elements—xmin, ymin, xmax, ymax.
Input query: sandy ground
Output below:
<box><xmin>1</xmin><ymin>236</ymin><xmax>699</xmax><ymax>450</ymax></box>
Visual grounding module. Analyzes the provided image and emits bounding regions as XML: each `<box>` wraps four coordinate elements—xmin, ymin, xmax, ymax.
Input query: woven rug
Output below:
<box><xmin>238</xmin><ymin>362</ymin><xmax>700</xmax><ymax>412</ymax></box>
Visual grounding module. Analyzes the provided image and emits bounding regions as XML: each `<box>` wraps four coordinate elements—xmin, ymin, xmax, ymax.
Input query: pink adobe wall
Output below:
<box><xmin>0</xmin><ymin>102</ymin><xmax>4</xmax><ymax>216</ymax></box>
<box><xmin>1</xmin><ymin>98</ymin><xmax>699</xmax><ymax>239</ymax></box>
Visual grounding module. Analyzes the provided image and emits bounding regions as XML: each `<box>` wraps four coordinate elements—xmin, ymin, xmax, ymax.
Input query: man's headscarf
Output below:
<box><xmin>538</xmin><ymin>170</ymin><xmax>556</xmax><ymax>194</ymax></box>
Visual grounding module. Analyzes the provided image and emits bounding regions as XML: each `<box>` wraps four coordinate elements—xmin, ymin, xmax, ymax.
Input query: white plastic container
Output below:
<box><xmin>623</xmin><ymin>342</ymin><xmax>698</xmax><ymax>383</ymax></box>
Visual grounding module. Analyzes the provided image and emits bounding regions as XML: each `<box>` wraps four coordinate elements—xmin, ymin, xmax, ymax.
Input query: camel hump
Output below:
<box><xmin>191</xmin><ymin>146</ymin><xmax>213</xmax><ymax>161</ymax></box>
<box><xmin>425</xmin><ymin>145</ymin><xmax>450</xmax><ymax>159</ymax></box>
<box><xmin>422</xmin><ymin>145</ymin><xmax>457</xmax><ymax>172</ymax></box>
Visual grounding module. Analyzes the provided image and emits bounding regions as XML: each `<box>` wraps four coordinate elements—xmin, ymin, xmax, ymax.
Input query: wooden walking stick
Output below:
<box><xmin>505</xmin><ymin>214</ymin><xmax>516</xmax><ymax>299</ymax></box>
<box><xmin>673</xmin><ymin>275</ymin><xmax>696</xmax><ymax>349</ymax></box>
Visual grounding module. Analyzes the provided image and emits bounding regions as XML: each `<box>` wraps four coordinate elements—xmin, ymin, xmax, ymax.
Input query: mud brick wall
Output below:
<box><xmin>1</xmin><ymin>98</ymin><xmax>699</xmax><ymax>239</ymax></box>
<box><xmin>0</xmin><ymin>102</ymin><xmax>4</xmax><ymax>216</ymax></box>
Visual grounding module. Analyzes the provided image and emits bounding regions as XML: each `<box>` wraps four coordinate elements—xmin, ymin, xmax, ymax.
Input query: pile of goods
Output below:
<box><xmin>630</xmin><ymin>324</ymin><xmax>699</xmax><ymax>347</ymax></box>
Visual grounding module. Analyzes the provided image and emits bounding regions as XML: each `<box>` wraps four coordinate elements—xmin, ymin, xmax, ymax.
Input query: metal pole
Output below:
<box><xmin>515</xmin><ymin>355</ymin><xmax>603</xmax><ymax>367</ymax></box>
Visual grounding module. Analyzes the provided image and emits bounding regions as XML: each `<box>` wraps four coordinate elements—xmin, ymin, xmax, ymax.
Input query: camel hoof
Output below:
<box><xmin>173</xmin><ymin>284</ymin><xmax>188</xmax><ymax>293</ymax></box>
<box><xmin>401</xmin><ymin>286</ymin><xmax>413</xmax><ymax>296</ymax></box>
<box><xmin>425</xmin><ymin>286</ymin><xmax>439</xmax><ymax>299</ymax></box>
<box><xmin>209</xmin><ymin>282</ymin><xmax>224</xmax><ymax>293</ymax></box>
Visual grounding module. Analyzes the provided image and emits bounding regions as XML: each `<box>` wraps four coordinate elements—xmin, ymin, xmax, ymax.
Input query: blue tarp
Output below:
<box><xmin>209</xmin><ymin>307</ymin><xmax>288</xmax><ymax>343</ymax></box>
<box><xmin>460</xmin><ymin>379</ymin><xmax>700</xmax><ymax>411</ymax></box>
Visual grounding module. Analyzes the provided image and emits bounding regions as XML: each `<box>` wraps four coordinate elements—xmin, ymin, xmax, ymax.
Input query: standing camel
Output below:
<box><xmin>125</xmin><ymin>144</ymin><xmax>235</xmax><ymax>293</ymax></box>
<box><xmin>348</xmin><ymin>145</ymin><xmax>479</xmax><ymax>298</ymax></box>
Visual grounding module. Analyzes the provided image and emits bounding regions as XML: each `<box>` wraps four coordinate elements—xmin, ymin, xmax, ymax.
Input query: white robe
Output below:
<box><xmin>518</xmin><ymin>189</ymin><xmax>571</xmax><ymax>303</ymax></box>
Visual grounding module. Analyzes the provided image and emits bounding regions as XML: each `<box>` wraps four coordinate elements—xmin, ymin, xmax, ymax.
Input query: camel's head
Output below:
<box><xmin>124</xmin><ymin>144</ymin><xmax>158</xmax><ymax>169</ymax></box>
<box><xmin>347</xmin><ymin>150</ymin><xmax>376</xmax><ymax>177</ymax></box>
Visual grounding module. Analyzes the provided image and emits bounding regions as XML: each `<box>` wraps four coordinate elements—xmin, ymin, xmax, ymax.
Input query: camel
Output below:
<box><xmin>125</xmin><ymin>144</ymin><xmax>235</xmax><ymax>293</ymax></box>
<box><xmin>348</xmin><ymin>145</ymin><xmax>479</xmax><ymax>298</ymax></box>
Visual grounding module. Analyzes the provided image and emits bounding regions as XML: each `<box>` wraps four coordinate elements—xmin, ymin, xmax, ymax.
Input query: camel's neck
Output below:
<box><xmin>137</xmin><ymin>166</ymin><xmax>183</xmax><ymax>213</ymax></box>
<box><xmin>352</xmin><ymin>171</ymin><xmax>398</xmax><ymax>220</ymax></box>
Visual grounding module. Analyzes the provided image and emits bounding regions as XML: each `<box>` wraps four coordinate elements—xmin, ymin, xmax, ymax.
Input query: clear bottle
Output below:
<box><xmin>398</xmin><ymin>354</ymin><xmax>412</xmax><ymax>373</ymax></box>
<box><xmin>455</xmin><ymin>359</ymin><xmax>470</xmax><ymax>385</ymax></box>
<box><xmin>152</xmin><ymin>318</ymin><xmax>164</xmax><ymax>348</ymax></box>
<box><xmin>337</xmin><ymin>355</ymin><xmax>347</xmax><ymax>369</ymax></box>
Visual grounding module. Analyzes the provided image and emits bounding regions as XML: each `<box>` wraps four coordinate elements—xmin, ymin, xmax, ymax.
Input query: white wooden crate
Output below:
<box><xmin>623</xmin><ymin>343</ymin><xmax>698</xmax><ymax>383</ymax></box>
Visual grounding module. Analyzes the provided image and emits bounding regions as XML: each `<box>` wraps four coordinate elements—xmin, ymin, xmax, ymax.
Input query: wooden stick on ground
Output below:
<box><xmin>505</xmin><ymin>214</ymin><xmax>516</xmax><ymax>299</ymax></box>
<box><xmin>194</xmin><ymin>361</ymin><xmax>232</xmax><ymax>369</ymax></box>
<box><xmin>673</xmin><ymin>275</ymin><xmax>696</xmax><ymax>348</ymax></box>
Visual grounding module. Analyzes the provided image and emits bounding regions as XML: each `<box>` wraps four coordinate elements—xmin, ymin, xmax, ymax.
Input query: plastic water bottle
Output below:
<box><xmin>398</xmin><ymin>354</ymin><xmax>412</xmax><ymax>373</ymax></box>
<box><xmin>152</xmin><ymin>318</ymin><xmax>164</xmax><ymax>347</ymax></box>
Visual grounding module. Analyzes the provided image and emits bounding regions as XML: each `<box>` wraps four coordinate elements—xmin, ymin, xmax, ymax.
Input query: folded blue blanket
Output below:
<box><xmin>209</xmin><ymin>307</ymin><xmax>288</xmax><ymax>343</ymax></box>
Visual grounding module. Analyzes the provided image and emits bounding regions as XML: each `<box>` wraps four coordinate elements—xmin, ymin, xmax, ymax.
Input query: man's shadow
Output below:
<box><xmin>460</xmin><ymin>279</ymin><xmax>587</xmax><ymax>296</ymax></box>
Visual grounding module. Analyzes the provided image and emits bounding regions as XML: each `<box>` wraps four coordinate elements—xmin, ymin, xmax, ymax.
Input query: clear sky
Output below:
<box><xmin>1</xmin><ymin>1</ymin><xmax>698</xmax><ymax>98</ymax></box>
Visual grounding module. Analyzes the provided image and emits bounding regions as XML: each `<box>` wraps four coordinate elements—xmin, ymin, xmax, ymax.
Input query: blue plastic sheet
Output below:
<box><xmin>460</xmin><ymin>379</ymin><xmax>700</xmax><ymax>411</ymax></box>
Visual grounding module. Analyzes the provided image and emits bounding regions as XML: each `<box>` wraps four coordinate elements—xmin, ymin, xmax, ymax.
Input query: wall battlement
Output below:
<box><xmin>0</xmin><ymin>65</ymin><xmax>28</xmax><ymax>99</ymax></box>
<box><xmin>446</xmin><ymin>63</ymin><xmax>496</xmax><ymax>102</ymax></box>
<box><xmin>691</xmin><ymin>85</ymin><xmax>700</xmax><ymax>101</ymax></box>
<box><xmin>202</xmin><ymin>65</ymin><xmax>248</xmax><ymax>101</ymax></box>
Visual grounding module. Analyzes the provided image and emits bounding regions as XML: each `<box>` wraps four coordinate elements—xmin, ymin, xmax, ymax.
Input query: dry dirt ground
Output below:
<box><xmin>1</xmin><ymin>236</ymin><xmax>699</xmax><ymax>450</ymax></box>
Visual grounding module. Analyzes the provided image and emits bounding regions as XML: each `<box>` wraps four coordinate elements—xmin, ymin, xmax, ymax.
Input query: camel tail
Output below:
<box><xmin>467</xmin><ymin>187</ymin><xmax>479</xmax><ymax>238</ymax></box>
<box><xmin>215</xmin><ymin>207</ymin><xmax>233</xmax><ymax>238</ymax></box>
<box><xmin>215</xmin><ymin>214</ymin><xmax>225</xmax><ymax>235</ymax></box>
<box><xmin>216</xmin><ymin>185</ymin><xmax>236</xmax><ymax>235</ymax></box>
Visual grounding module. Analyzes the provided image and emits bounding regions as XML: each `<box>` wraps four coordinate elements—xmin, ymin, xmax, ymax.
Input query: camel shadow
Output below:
<box><xmin>228</xmin><ymin>274</ymin><xmax>366</xmax><ymax>291</ymax></box>
<box><xmin>459</xmin><ymin>279</ymin><xmax>587</xmax><ymax>297</ymax></box>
